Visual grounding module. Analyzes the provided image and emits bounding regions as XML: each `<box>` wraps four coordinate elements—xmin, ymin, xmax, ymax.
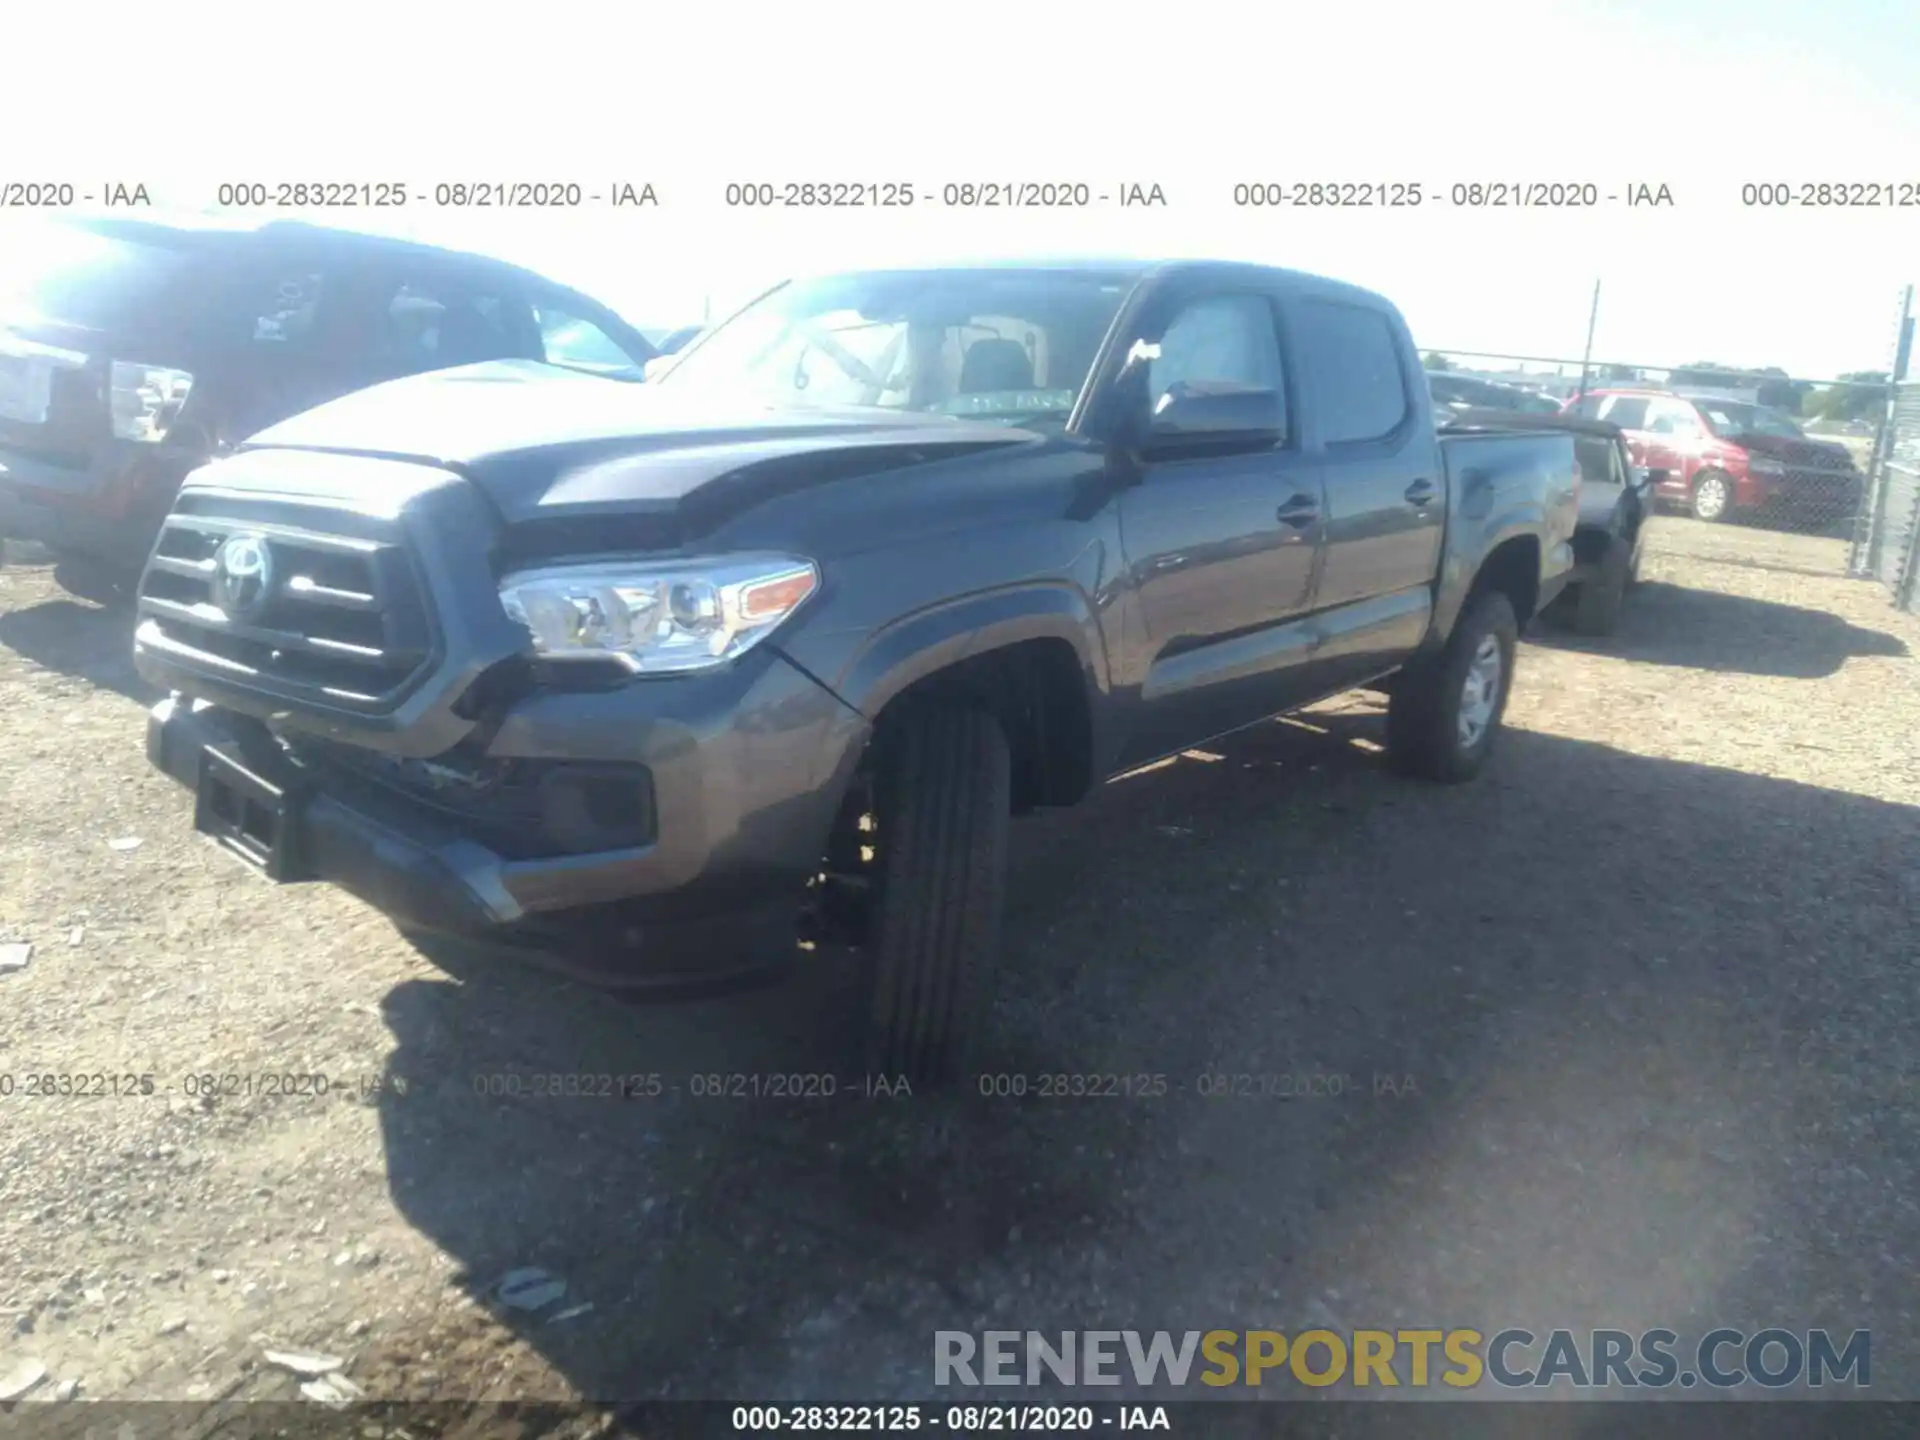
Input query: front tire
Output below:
<box><xmin>862</xmin><ymin>707</ymin><xmax>1011</xmax><ymax>1089</ymax></box>
<box><xmin>1386</xmin><ymin>591</ymin><xmax>1518</xmax><ymax>783</ymax></box>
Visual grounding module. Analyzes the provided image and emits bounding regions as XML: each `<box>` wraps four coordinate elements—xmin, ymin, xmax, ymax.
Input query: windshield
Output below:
<box><xmin>656</xmin><ymin>269</ymin><xmax>1137</xmax><ymax>424</ymax></box>
<box><xmin>0</xmin><ymin>220</ymin><xmax>202</xmax><ymax>331</ymax></box>
<box><xmin>1696</xmin><ymin>400</ymin><xmax>1805</xmax><ymax>439</ymax></box>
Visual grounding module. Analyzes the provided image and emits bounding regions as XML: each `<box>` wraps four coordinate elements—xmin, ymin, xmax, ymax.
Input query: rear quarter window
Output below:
<box><xmin>1294</xmin><ymin>299</ymin><xmax>1409</xmax><ymax>445</ymax></box>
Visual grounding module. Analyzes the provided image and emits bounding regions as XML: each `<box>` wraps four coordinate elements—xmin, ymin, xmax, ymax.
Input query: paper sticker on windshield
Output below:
<box><xmin>942</xmin><ymin>388</ymin><xmax>1075</xmax><ymax>417</ymax></box>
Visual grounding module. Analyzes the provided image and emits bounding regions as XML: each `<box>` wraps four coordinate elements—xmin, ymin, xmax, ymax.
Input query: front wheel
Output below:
<box><xmin>1385</xmin><ymin>591</ymin><xmax>1518</xmax><ymax>783</ymax></box>
<box><xmin>860</xmin><ymin>707</ymin><xmax>1011</xmax><ymax>1089</ymax></box>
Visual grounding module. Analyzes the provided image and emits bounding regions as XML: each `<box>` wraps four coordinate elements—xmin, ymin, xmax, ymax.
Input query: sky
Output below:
<box><xmin>8</xmin><ymin>0</ymin><xmax>1919</xmax><ymax>380</ymax></box>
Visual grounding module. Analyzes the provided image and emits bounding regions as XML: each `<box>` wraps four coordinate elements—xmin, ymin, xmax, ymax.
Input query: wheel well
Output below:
<box><xmin>1470</xmin><ymin>535</ymin><xmax>1541</xmax><ymax>626</ymax></box>
<box><xmin>1571</xmin><ymin>526</ymin><xmax>1611</xmax><ymax>567</ymax></box>
<box><xmin>870</xmin><ymin>638</ymin><xmax>1094</xmax><ymax>812</ymax></box>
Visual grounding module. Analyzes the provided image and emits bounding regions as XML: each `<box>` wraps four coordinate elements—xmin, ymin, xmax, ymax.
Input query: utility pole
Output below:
<box><xmin>1856</xmin><ymin>283</ymin><xmax>1913</xmax><ymax>577</ymax></box>
<box><xmin>1576</xmin><ymin>279</ymin><xmax>1601</xmax><ymax>401</ymax></box>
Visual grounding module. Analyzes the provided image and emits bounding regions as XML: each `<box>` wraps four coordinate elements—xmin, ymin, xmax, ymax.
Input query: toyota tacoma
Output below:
<box><xmin>133</xmin><ymin>259</ymin><xmax>1579</xmax><ymax>1084</ymax></box>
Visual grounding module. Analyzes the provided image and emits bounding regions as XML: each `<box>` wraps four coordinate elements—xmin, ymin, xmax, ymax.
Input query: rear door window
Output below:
<box><xmin>1292</xmin><ymin>299</ymin><xmax>1408</xmax><ymax>444</ymax></box>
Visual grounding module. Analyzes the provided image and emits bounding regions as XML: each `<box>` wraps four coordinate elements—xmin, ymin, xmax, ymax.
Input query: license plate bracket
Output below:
<box><xmin>193</xmin><ymin>743</ymin><xmax>307</xmax><ymax>881</ymax></box>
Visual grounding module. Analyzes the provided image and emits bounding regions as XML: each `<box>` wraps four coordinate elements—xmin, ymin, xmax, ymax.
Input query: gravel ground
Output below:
<box><xmin>1</xmin><ymin>518</ymin><xmax>1917</xmax><ymax>1417</ymax></box>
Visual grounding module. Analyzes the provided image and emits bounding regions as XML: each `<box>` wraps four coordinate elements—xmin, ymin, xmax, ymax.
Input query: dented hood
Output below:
<box><xmin>238</xmin><ymin>359</ymin><xmax>1039</xmax><ymax>526</ymax></box>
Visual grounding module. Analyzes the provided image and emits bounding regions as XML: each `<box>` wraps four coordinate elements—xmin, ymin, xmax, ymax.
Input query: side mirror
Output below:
<box><xmin>1142</xmin><ymin>384</ymin><xmax>1285</xmax><ymax>457</ymax></box>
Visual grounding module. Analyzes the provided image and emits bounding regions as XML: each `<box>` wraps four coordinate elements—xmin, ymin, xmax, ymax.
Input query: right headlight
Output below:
<box><xmin>498</xmin><ymin>553</ymin><xmax>819</xmax><ymax>675</ymax></box>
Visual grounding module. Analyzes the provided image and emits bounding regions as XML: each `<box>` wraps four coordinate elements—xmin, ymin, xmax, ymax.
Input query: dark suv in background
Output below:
<box><xmin>0</xmin><ymin>216</ymin><xmax>657</xmax><ymax>594</ymax></box>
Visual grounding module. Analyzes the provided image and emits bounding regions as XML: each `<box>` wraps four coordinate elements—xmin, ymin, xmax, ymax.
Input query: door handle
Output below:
<box><xmin>1404</xmin><ymin>478</ymin><xmax>1438</xmax><ymax>506</ymax></box>
<box><xmin>1275</xmin><ymin>493</ymin><xmax>1320</xmax><ymax>528</ymax></box>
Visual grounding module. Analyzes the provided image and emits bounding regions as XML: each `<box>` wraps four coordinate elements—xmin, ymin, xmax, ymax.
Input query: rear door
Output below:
<box><xmin>1289</xmin><ymin>294</ymin><xmax>1442</xmax><ymax>692</ymax></box>
<box><xmin>1114</xmin><ymin>284</ymin><xmax>1326</xmax><ymax>763</ymax></box>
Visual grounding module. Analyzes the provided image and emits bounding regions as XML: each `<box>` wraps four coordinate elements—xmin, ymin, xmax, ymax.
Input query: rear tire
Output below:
<box><xmin>1551</xmin><ymin>537</ymin><xmax>1630</xmax><ymax>636</ymax></box>
<box><xmin>1690</xmin><ymin>469</ymin><xmax>1733</xmax><ymax>523</ymax></box>
<box><xmin>861</xmin><ymin>707</ymin><xmax>1011</xmax><ymax>1089</ymax></box>
<box><xmin>1386</xmin><ymin>591</ymin><xmax>1518</xmax><ymax>784</ymax></box>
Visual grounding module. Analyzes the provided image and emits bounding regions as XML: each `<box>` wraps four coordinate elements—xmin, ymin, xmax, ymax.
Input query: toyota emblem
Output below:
<box><xmin>211</xmin><ymin>533</ymin><xmax>275</xmax><ymax>618</ymax></box>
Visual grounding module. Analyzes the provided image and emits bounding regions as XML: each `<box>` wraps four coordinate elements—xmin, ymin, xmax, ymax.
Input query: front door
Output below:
<box><xmin>1115</xmin><ymin>289</ymin><xmax>1326</xmax><ymax>764</ymax></box>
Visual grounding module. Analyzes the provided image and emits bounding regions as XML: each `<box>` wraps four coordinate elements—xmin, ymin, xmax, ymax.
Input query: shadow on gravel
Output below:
<box><xmin>369</xmin><ymin>713</ymin><xmax>1920</xmax><ymax>1404</ymax></box>
<box><xmin>0</xmin><ymin>592</ymin><xmax>159</xmax><ymax>703</ymax></box>
<box><xmin>1536</xmin><ymin>579</ymin><xmax>1908</xmax><ymax>679</ymax></box>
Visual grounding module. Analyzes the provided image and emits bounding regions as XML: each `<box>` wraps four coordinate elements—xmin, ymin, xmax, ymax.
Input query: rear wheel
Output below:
<box><xmin>1690</xmin><ymin>469</ymin><xmax>1733</xmax><ymax>523</ymax></box>
<box><xmin>1551</xmin><ymin>537</ymin><xmax>1630</xmax><ymax>636</ymax></box>
<box><xmin>861</xmin><ymin>707</ymin><xmax>1010</xmax><ymax>1089</ymax></box>
<box><xmin>1386</xmin><ymin>591</ymin><xmax>1518</xmax><ymax>783</ymax></box>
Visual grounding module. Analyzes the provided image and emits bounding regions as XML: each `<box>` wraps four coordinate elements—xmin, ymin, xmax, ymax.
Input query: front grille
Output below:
<box><xmin>137</xmin><ymin>514</ymin><xmax>435</xmax><ymax>710</ymax></box>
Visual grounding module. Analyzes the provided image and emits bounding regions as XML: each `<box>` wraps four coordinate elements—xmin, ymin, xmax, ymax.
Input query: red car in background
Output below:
<box><xmin>1561</xmin><ymin>388</ymin><xmax>1862</xmax><ymax>530</ymax></box>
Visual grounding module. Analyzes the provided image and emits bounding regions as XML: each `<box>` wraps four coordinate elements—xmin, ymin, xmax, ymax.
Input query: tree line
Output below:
<box><xmin>1422</xmin><ymin>353</ymin><xmax>1889</xmax><ymax>422</ymax></box>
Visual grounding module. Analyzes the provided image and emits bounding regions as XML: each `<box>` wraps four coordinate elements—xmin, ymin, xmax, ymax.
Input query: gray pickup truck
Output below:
<box><xmin>132</xmin><ymin>259</ymin><xmax>1578</xmax><ymax>1084</ymax></box>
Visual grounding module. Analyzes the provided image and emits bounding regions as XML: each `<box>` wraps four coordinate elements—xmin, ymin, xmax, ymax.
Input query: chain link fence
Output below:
<box><xmin>1851</xmin><ymin>382</ymin><xmax>1920</xmax><ymax>612</ymax></box>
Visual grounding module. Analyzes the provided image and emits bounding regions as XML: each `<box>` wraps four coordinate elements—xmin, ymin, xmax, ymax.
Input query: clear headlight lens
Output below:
<box><xmin>109</xmin><ymin>361</ymin><xmax>194</xmax><ymax>442</ymax></box>
<box><xmin>1748</xmin><ymin>457</ymin><xmax>1786</xmax><ymax>477</ymax></box>
<box><xmin>498</xmin><ymin>554</ymin><xmax>819</xmax><ymax>674</ymax></box>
